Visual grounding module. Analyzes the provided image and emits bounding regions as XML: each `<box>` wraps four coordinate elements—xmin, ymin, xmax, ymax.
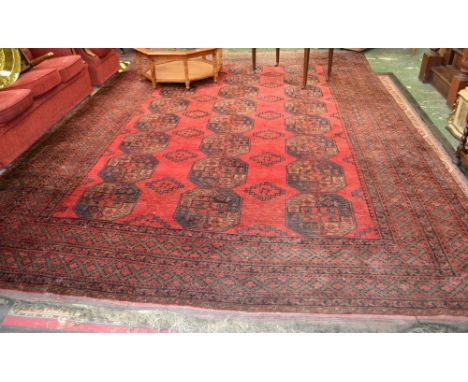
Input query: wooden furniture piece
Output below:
<box><xmin>419</xmin><ymin>48</ymin><xmax>468</xmax><ymax>105</ymax></box>
<box><xmin>251</xmin><ymin>48</ymin><xmax>334</xmax><ymax>88</ymax></box>
<box><xmin>448</xmin><ymin>87</ymin><xmax>468</xmax><ymax>139</ymax></box>
<box><xmin>455</xmin><ymin>113</ymin><xmax>468</xmax><ymax>167</ymax></box>
<box><xmin>133</xmin><ymin>48</ymin><xmax>222</xmax><ymax>89</ymax></box>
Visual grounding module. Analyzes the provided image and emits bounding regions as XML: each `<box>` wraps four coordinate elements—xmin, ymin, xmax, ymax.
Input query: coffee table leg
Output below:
<box><xmin>252</xmin><ymin>48</ymin><xmax>256</xmax><ymax>72</ymax></box>
<box><xmin>151</xmin><ymin>58</ymin><xmax>157</xmax><ymax>88</ymax></box>
<box><xmin>135</xmin><ymin>52</ymin><xmax>141</xmax><ymax>75</ymax></box>
<box><xmin>303</xmin><ymin>48</ymin><xmax>310</xmax><ymax>89</ymax></box>
<box><xmin>212</xmin><ymin>51</ymin><xmax>218</xmax><ymax>83</ymax></box>
<box><xmin>276</xmin><ymin>48</ymin><xmax>280</xmax><ymax>66</ymax></box>
<box><xmin>183</xmin><ymin>59</ymin><xmax>190</xmax><ymax>89</ymax></box>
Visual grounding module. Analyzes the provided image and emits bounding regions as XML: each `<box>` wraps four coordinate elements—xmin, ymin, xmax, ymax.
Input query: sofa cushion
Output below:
<box><xmin>36</xmin><ymin>55</ymin><xmax>84</xmax><ymax>82</ymax></box>
<box><xmin>7</xmin><ymin>68</ymin><xmax>61</xmax><ymax>98</ymax></box>
<box><xmin>89</xmin><ymin>48</ymin><xmax>112</xmax><ymax>58</ymax></box>
<box><xmin>0</xmin><ymin>89</ymin><xmax>33</xmax><ymax>124</ymax></box>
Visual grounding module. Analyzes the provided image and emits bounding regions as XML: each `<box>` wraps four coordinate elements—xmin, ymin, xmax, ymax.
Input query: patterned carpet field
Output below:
<box><xmin>0</xmin><ymin>51</ymin><xmax>467</xmax><ymax>316</ymax></box>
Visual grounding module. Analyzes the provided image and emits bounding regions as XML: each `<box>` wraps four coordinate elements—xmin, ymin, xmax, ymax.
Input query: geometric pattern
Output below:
<box><xmin>213</xmin><ymin>99</ymin><xmax>256</xmax><ymax>115</ymax></box>
<box><xmin>286</xmin><ymin>135</ymin><xmax>339</xmax><ymax>159</ymax></box>
<box><xmin>257</xmin><ymin>111</ymin><xmax>283</xmax><ymax>120</ymax></box>
<box><xmin>183</xmin><ymin>110</ymin><xmax>209</xmax><ymax>119</ymax></box>
<box><xmin>200</xmin><ymin>134</ymin><xmax>251</xmax><ymax>157</ymax></box>
<box><xmin>259</xmin><ymin>95</ymin><xmax>283</xmax><ymax>103</ymax></box>
<box><xmin>284</xmin><ymin>86</ymin><xmax>322</xmax><ymax>99</ymax></box>
<box><xmin>286</xmin><ymin>193</ymin><xmax>356</xmax><ymax>237</ymax></box>
<box><xmin>163</xmin><ymin>149</ymin><xmax>196</xmax><ymax>163</ymax></box>
<box><xmin>149</xmin><ymin>97</ymin><xmax>189</xmax><ymax>113</ymax></box>
<box><xmin>244</xmin><ymin>182</ymin><xmax>286</xmax><ymax>201</ymax></box>
<box><xmin>285</xmin><ymin>115</ymin><xmax>331</xmax><ymax>135</ymax></box>
<box><xmin>207</xmin><ymin>114</ymin><xmax>255</xmax><ymax>134</ymax></box>
<box><xmin>189</xmin><ymin>157</ymin><xmax>248</xmax><ymax>188</ymax></box>
<box><xmin>284</xmin><ymin>100</ymin><xmax>328</xmax><ymax>115</ymax></box>
<box><xmin>119</xmin><ymin>132</ymin><xmax>170</xmax><ymax>154</ymax></box>
<box><xmin>174</xmin><ymin>188</ymin><xmax>242</xmax><ymax>232</ymax></box>
<box><xmin>287</xmin><ymin>159</ymin><xmax>346</xmax><ymax>192</ymax></box>
<box><xmin>74</xmin><ymin>182</ymin><xmax>140</xmax><ymax>221</ymax></box>
<box><xmin>219</xmin><ymin>86</ymin><xmax>258</xmax><ymax>99</ymax></box>
<box><xmin>250</xmin><ymin>152</ymin><xmax>285</xmax><ymax>167</ymax></box>
<box><xmin>252</xmin><ymin>129</ymin><xmax>284</xmax><ymax>140</ymax></box>
<box><xmin>173</xmin><ymin>128</ymin><xmax>204</xmax><ymax>138</ymax></box>
<box><xmin>146</xmin><ymin>177</ymin><xmax>184</xmax><ymax>194</ymax></box>
<box><xmin>135</xmin><ymin>113</ymin><xmax>180</xmax><ymax>132</ymax></box>
<box><xmin>99</xmin><ymin>154</ymin><xmax>158</xmax><ymax>183</ymax></box>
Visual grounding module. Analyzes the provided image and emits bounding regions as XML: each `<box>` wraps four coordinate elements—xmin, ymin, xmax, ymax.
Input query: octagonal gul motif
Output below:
<box><xmin>284</xmin><ymin>74</ymin><xmax>319</xmax><ymax>86</ymax></box>
<box><xmin>285</xmin><ymin>115</ymin><xmax>331</xmax><ymax>135</ymax></box>
<box><xmin>213</xmin><ymin>99</ymin><xmax>256</xmax><ymax>115</ymax></box>
<box><xmin>159</xmin><ymin>86</ymin><xmax>195</xmax><ymax>98</ymax></box>
<box><xmin>286</xmin><ymin>193</ymin><xmax>356</xmax><ymax>237</ymax></box>
<box><xmin>189</xmin><ymin>157</ymin><xmax>248</xmax><ymax>188</ymax></box>
<box><xmin>119</xmin><ymin>132</ymin><xmax>170</xmax><ymax>154</ymax></box>
<box><xmin>135</xmin><ymin>113</ymin><xmax>179</xmax><ymax>132</ymax></box>
<box><xmin>74</xmin><ymin>183</ymin><xmax>140</xmax><ymax>221</ymax></box>
<box><xmin>219</xmin><ymin>86</ymin><xmax>258</xmax><ymax>99</ymax></box>
<box><xmin>99</xmin><ymin>154</ymin><xmax>158</xmax><ymax>183</ymax></box>
<box><xmin>284</xmin><ymin>86</ymin><xmax>323</xmax><ymax>99</ymax></box>
<box><xmin>174</xmin><ymin>188</ymin><xmax>242</xmax><ymax>232</ymax></box>
<box><xmin>286</xmin><ymin>135</ymin><xmax>339</xmax><ymax>159</ymax></box>
<box><xmin>287</xmin><ymin>159</ymin><xmax>346</xmax><ymax>193</ymax></box>
<box><xmin>149</xmin><ymin>97</ymin><xmax>189</xmax><ymax>113</ymax></box>
<box><xmin>207</xmin><ymin>114</ymin><xmax>255</xmax><ymax>134</ymax></box>
<box><xmin>285</xmin><ymin>100</ymin><xmax>327</xmax><ymax>115</ymax></box>
<box><xmin>225</xmin><ymin>73</ymin><xmax>259</xmax><ymax>85</ymax></box>
<box><xmin>200</xmin><ymin>134</ymin><xmax>250</xmax><ymax>156</ymax></box>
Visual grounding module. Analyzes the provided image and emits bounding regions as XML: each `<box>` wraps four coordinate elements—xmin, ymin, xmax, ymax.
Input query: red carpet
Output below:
<box><xmin>0</xmin><ymin>52</ymin><xmax>467</xmax><ymax>316</ymax></box>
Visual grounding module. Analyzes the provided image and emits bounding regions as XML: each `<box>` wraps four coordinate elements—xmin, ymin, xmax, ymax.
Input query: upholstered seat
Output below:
<box><xmin>0</xmin><ymin>89</ymin><xmax>34</xmax><ymax>124</ymax></box>
<box><xmin>5</xmin><ymin>68</ymin><xmax>61</xmax><ymax>98</ymax></box>
<box><xmin>75</xmin><ymin>48</ymin><xmax>120</xmax><ymax>85</ymax></box>
<box><xmin>35</xmin><ymin>55</ymin><xmax>85</xmax><ymax>82</ymax></box>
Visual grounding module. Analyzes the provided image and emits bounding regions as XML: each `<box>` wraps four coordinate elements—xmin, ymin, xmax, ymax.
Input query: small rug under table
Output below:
<box><xmin>0</xmin><ymin>51</ymin><xmax>467</xmax><ymax>316</ymax></box>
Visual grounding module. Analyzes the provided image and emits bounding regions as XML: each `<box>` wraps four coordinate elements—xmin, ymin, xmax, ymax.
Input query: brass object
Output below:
<box><xmin>0</xmin><ymin>48</ymin><xmax>21</xmax><ymax>89</ymax></box>
<box><xmin>447</xmin><ymin>87</ymin><xmax>468</xmax><ymax>139</ymax></box>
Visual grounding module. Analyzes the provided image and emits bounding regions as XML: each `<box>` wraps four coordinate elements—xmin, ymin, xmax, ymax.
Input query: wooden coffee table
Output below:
<box><xmin>133</xmin><ymin>48</ymin><xmax>222</xmax><ymax>89</ymax></box>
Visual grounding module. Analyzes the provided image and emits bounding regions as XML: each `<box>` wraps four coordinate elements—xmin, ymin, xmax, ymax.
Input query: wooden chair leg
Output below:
<box><xmin>327</xmin><ymin>48</ymin><xmax>334</xmax><ymax>81</ymax></box>
<box><xmin>303</xmin><ymin>48</ymin><xmax>310</xmax><ymax>89</ymax></box>
<box><xmin>252</xmin><ymin>48</ymin><xmax>256</xmax><ymax>72</ymax></box>
<box><xmin>276</xmin><ymin>48</ymin><xmax>280</xmax><ymax>66</ymax></box>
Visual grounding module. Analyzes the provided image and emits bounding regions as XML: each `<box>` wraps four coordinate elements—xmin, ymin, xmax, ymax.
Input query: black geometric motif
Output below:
<box><xmin>244</xmin><ymin>182</ymin><xmax>286</xmax><ymax>201</ymax></box>
<box><xmin>146</xmin><ymin>177</ymin><xmax>184</xmax><ymax>194</ymax></box>
<box><xmin>250</xmin><ymin>152</ymin><xmax>285</xmax><ymax>167</ymax></box>
<box><xmin>163</xmin><ymin>149</ymin><xmax>197</xmax><ymax>162</ymax></box>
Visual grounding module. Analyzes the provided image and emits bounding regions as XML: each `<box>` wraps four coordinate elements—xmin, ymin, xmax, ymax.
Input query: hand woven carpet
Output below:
<box><xmin>0</xmin><ymin>52</ymin><xmax>467</xmax><ymax>316</ymax></box>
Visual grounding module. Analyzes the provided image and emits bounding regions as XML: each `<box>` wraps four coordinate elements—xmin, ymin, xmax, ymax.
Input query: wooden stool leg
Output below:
<box><xmin>303</xmin><ymin>48</ymin><xmax>310</xmax><ymax>89</ymax></box>
<box><xmin>252</xmin><ymin>48</ymin><xmax>256</xmax><ymax>72</ymax></box>
<box><xmin>276</xmin><ymin>48</ymin><xmax>280</xmax><ymax>66</ymax></box>
<box><xmin>327</xmin><ymin>48</ymin><xmax>334</xmax><ymax>81</ymax></box>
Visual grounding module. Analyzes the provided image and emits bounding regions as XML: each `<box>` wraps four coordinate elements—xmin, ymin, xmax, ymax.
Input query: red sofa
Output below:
<box><xmin>74</xmin><ymin>49</ymin><xmax>120</xmax><ymax>85</ymax></box>
<box><xmin>0</xmin><ymin>49</ymin><xmax>93</xmax><ymax>168</ymax></box>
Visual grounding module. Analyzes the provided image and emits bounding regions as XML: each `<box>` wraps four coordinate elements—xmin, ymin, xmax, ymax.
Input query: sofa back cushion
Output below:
<box><xmin>89</xmin><ymin>48</ymin><xmax>112</xmax><ymax>58</ymax></box>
